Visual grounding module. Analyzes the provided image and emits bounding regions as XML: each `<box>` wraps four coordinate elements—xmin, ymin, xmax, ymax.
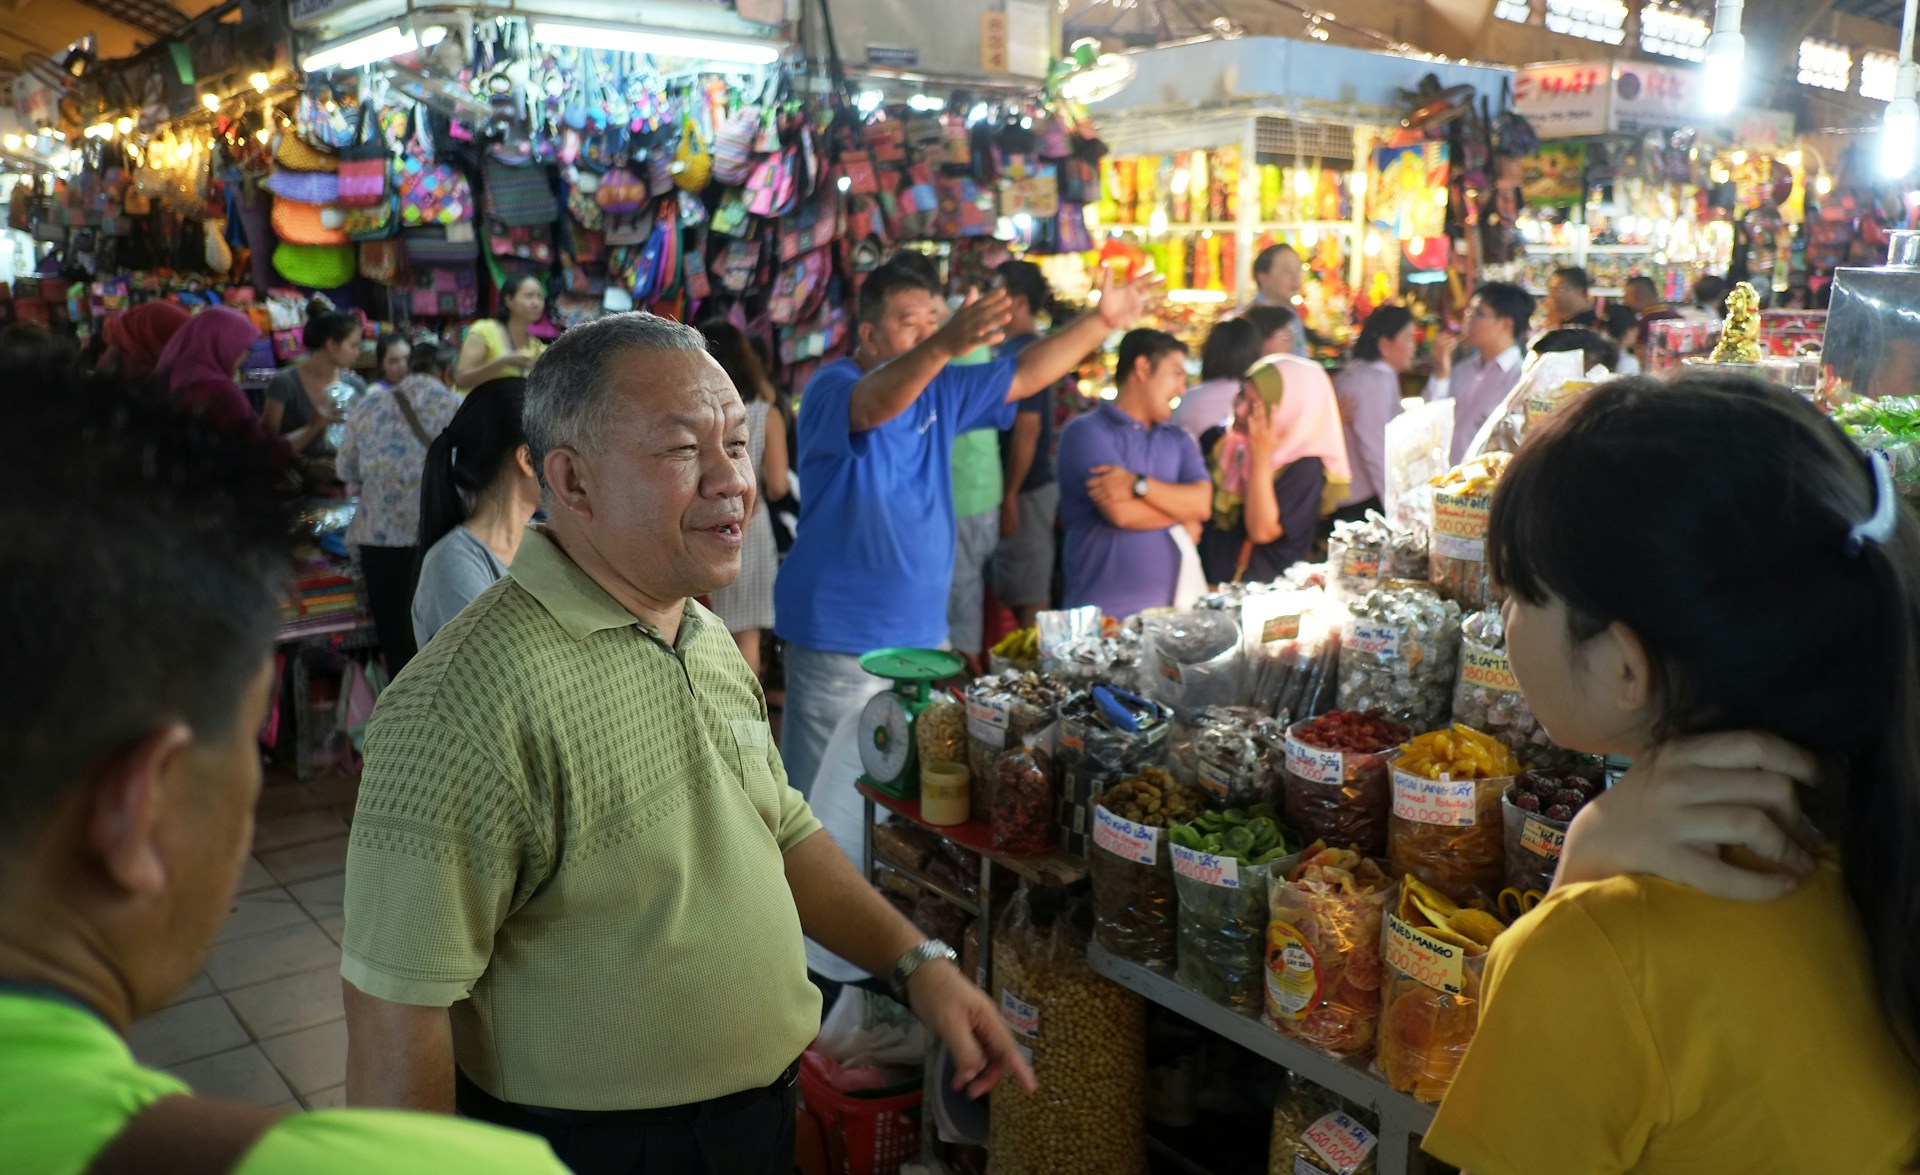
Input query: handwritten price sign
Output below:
<box><xmin>1094</xmin><ymin>805</ymin><xmax>1162</xmax><ymax>865</ymax></box>
<box><xmin>1392</xmin><ymin>768</ymin><xmax>1479</xmax><ymax>827</ymax></box>
<box><xmin>1384</xmin><ymin>913</ymin><xmax>1467</xmax><ymax>995</ymax></box>
<box><xmin>1302</xmin><ymin>1110</ymin><xmax>1380</xmax><ymax>1174</ymax></box>
<box><xmin>1171</xmin><ymin>843</ymin><xmax>1240</xmax><ymax>889</ymax></box>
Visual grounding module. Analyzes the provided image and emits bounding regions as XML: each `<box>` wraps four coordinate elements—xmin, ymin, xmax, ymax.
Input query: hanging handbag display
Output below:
<box><xmin>484</xmin><ymin>159</ymin><xmax>560</xmax><ymax>226</ymax></box>
<box><xmin>274</xmin><ymin>133</ymin><xmax>338</xmax><ymax>174</ymax></box>
<box><xmin>273</xmin><ymin>242</ymin><xmax>356</xmax><ymax>289</ymax></box>
<box><xmin>395</xmin><ymin>109</ymin><xmax>473</xmax><ymax>227</ymax></box>
<box><xmin>271</xmin><ymin>197</ymin><xmax>348</xmax><ymax>246</ymax></box>
<box><xmin>403</xmin><ymin>224</ymin><xmax>481</xmax><ymax>264</ymax></box>
<box><xmin>336</xmin><ymin>102</ymin><xmax>390</xmax><ymax>209</ymax></box>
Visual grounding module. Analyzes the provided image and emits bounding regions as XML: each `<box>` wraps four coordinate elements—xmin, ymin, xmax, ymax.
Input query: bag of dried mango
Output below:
<box><xmin>1374</xmin><ymin>876</ymin><xmax>1508</xmax><ymax>1104</ymax></box>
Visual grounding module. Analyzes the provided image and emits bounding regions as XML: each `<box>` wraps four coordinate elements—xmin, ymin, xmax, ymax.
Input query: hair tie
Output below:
<box><xmin>1847</xmin><ymin>450</ymin><xmax>1899</xmax><ymax>555</ymax></box>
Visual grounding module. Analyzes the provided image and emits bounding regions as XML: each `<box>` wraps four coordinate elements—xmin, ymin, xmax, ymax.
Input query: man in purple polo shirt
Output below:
<box><xmin>1426</xmin><ymin>281</ymin><xmax>1534</xmax><ymax>465</ymax></box>
<box><xmin>1057</xmin><ymin>329</ymin><xmax>1213</xmax><ymax>618</ymax></box>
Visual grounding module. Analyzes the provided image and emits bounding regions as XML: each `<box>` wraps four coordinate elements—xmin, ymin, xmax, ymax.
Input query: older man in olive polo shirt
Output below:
<box><xmin>340</xmin><ymin>314</ymin><xmax>1032</xmax><ymax>1173</ymax></box>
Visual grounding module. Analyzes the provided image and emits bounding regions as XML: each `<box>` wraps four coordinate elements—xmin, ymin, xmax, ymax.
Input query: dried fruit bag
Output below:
<box><xmin>989</xmin><ymin>884</ymin><xmax>1147</xmax><ymax>1175</ymax></box>
<box><xmin>1265</xmin><ymin>843</ymin><xmax>1397</xmax><ymax>1060</ymax></box>
<box><xmin>1500</xmin><ymin>769</ymin><xmax>1602</xmax><ymax>894</ymax></box>
<box><xmin>966</xmin><ymin>671</ymin><xmax>1071</xmax><ymax>822</ymax></box>
<box><xmin>1170</xmin><ymin>804</ymin><xmax>1293</xmax><ymax>1014</ymax></box>
<box><xmin>1427</xmin><ymin>453</ymin><xmax>1508</xmax><ymax>611</ymax></box>
<box><xmin>993</xmin><ymin>737</ymin><xmax>1056</xmax><ymax>854</ymax></box>
<box><xmin>1336</xmin><ymin>583</ymin><xmax>1461</xmax><ymax>732</ymax></box>
<box><xmin>1090</xmin><ymin>772</ymin><xmax>1204</xmax><ymax>968</ymax></box>
<box><xmin>1376</xmin><ymin>877</ymin><xmax>1506</xmax><ymax>1104</ymax></box>
<box><xmin>1386</xmin><ymin>726</ymin><xmax>1518</xmax><ymax>903</ymax></box>
<box><xmin>1268</xmin><ymin>1080</ymin><xmax>1380</xmax><ymax>1175</ymax></box>
<box><xmin>1054</xmin><ymin>690</ymin><xmax>1172</xmax><ymax>856</ymax></box>
<box><xmin>1282</xmin><ymin>711</ymin><xmax>1411</xmax><ymax>855</ymax></box>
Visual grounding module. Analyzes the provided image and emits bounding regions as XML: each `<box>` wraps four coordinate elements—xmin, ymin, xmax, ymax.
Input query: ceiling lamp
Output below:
<box><xmin>1702</xmin><ymin>0</ymin><xmax>1744</xmax><ymax>114</ymax></box>
<box><xmin>1883</xmin><ymin>0</ymin><xmax>1920</xmax><ymax>179</ymax></box>
<box><xmin>528</xmin><ymin>21</ymin><xmax>780</xmax><ymax>66</ymax></box>
<box><xmin>303</xmin><ymin>24</ymin><xmax>446</xmax><ymax>74</ymax></box>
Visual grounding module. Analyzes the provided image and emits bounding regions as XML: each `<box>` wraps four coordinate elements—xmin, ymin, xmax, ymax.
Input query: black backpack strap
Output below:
<box><xmin>87</xmin><ymin>1095</ymin><xmax>289</xmax><ymax>1175</ymax></box>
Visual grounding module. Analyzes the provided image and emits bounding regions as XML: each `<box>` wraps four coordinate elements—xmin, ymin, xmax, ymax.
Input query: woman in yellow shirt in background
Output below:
<box><xmin>1422</xmin><ymin>371</ymin><xmax>1920</xmax><ymax>1173</ymax></box>
<box><xmin>455</xmin><ymin>273</ymin><xmax>547</xmax><ymax>391</ymax></box>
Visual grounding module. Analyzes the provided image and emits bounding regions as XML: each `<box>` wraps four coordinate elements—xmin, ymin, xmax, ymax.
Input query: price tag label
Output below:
<box><xmin>1392</xmin><ymin>767</ymin><xmax>1479</xmax><ymax>827</ymax></box>
<box><xmin>1460</xmin><ymin>646</ymin><xmax>1519</xmax><ymax>694</ymax></box>
<box><xmin>1265</xmin><ymin>921</ymin><xmax>1322</xmax><ymax>1020</ymax></box>
<box><xmin>967</xmin><ymin>697</ymin><xmax>1010</xmax><ymax>748</ymax></box>
<box><xmin>999</xmin><ymin>989</ymin><xmax>1039</xmax><ymax>1038</ymax></box>
<box><xmin>1196</xmin><ymin>758</ymin><xmax>1235</xmax><ymax>801</ymax></box>
<box><xmin>1058</xmin><ymin>718</ymin><xmax>1089</xmax><ymax>754</ymax></box>
<box><xmin>1433</xmin><ymin>489</ymin><xmax>1493</xmax><ymax>563</ymax></box>
<box><xmin>1384</xmin><ymin>912</ymin><xmax>1468</xmax><ymax>995</ymax></box>
<box><xmin>1520</xmin><ymin>815</ymin><xmax>1567</xmax><ymax>860</ymax></box>
<box><xmin>1157</xmin><ymin>649</ymin><xmax>1185</xmax><ymax>685</ymax></box>
<box><xmin>1285</xmin><ymin>734</ymin><xmax>1344</xmax><ymax>786</ymax></box>
<box><xmin>1093</xmin><ymin>804</ymin><xmax>1161</xmax><ymax>865</ymax></box>
<box><xmin>1170</xmin><ymin>843</ymin><xmax>1240</xmax><ymax>888</ymax></box>
<box><xmin>1261</xmin><ymin>613</ymin><xmax>1302</xmax><ymax>643</ymax></box>
<box><xmin>1339</xmin><ymin>547</ymin><xmax>1381</xmax><ymax>580</ymax></box>
<box><xmin>1347</xmin><ymin>622</ymin><xmax>1399</xmax><ymax>658</ymax></box>
<box><xmin>1303</xmin><ymin>1111</ymin><xmax>1379</xmax><ymax>1174</ymax></box>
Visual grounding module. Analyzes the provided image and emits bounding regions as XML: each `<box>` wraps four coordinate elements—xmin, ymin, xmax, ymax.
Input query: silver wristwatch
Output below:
<box><xmin>890</xmin><ymin>939</ymin><xmax>958</xmax><ymax>1002</ymax></box>
<box><xmin>1131</xmin><ymin>473</ymin><xmax>1150</xmax><ymax>498</ymax></box>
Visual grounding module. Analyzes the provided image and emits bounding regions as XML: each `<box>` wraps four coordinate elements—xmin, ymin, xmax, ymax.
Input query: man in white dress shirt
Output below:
<box><xmin>1426</xmin><ymin>282</ymin><xmax>1534</xmax><ymax>465</ymax></box>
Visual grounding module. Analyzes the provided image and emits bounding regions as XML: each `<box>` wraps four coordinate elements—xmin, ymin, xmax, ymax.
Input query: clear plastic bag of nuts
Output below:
<box><xmin>988</xmin><ymin>884</ymin><xmax>1147</xmax><ymax>1175</ymax></box>
<box><xmin>915</xmin><ymin>692</ymin><xmax>967</xmax><ymax>775</ymax></box>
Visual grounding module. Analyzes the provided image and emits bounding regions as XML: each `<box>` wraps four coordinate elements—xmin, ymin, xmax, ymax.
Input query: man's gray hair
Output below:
<box><xmin>523</xmin><ymin>312</ymin><xmax>708</xmax><ymax>486</ymax></box>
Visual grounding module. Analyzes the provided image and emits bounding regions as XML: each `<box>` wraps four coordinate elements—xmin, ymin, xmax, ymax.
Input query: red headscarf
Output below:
<box><xmin>100</xmin><ymin>301</ymin><xmax>190</xmax><ymax>384</ymax></box>
<box><xmin>150</xmin><ymin>307</ymin><xmax>264</xmax><ymax>434</ymax></box>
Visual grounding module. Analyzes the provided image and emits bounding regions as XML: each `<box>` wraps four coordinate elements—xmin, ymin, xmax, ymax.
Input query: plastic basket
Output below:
<box><xmin>798</xmin><ymin>1049</ymin><xmax>923</xmax><ymax>1175</ymax></box>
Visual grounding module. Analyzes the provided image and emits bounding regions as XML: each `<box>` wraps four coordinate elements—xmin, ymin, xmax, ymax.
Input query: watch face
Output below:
<box><xmin>1133</xmin><ymin>475</ymin><xmax>1149</xmax><ymax>498</ymax></box>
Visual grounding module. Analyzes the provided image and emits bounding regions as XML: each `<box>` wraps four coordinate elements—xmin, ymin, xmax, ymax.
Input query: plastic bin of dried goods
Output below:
<box><xmin>1281</xmin><ymin>710</ymin><xmax>1411</xmax><ymax>856</ymax></box>
<box><xmin>1376</xmin><ymin>877</ymin><xmax>1506</xmax><ymax>1104</ymax></box>
<box><xmin>1090</xmin><ymin>771</ymin><xmax>1205</xmax><ymax>969</ymax></box>
<box><xmin>1265</xmin><ymin>844</ymin><xmax>1397</xmax><ymax>1060</ymax></box>
<box><xmin>1386</xmin><ymin>725</ymin><xmax>1518</xmax><ymax>903</ymax></box>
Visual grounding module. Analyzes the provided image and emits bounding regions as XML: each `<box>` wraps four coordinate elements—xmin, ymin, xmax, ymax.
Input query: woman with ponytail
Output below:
<box><xmin>410</xmin><ymin>377</ymin><xmax>540</xmax><ymax>648</ymax></box>
<box><xmin>1422</xmin><ymin>371</ymin><xmax>1920</xmax><ymax>1172</ymax></box>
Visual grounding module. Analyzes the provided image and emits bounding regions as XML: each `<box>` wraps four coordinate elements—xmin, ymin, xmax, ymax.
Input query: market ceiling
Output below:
<box><xmin>0</xmin><ymin>0</ymin><xmax>225</xmax><ymax>89</ymax></box>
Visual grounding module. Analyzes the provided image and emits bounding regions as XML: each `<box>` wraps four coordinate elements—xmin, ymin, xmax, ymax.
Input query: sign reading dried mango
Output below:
<box><xmin>1383</xmin><ymin>913</ymin><xmax>1467</xmax><ymax>995</ymax></box>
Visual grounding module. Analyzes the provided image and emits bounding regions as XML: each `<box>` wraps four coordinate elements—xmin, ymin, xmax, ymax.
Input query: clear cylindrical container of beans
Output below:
<box><xmin>1281</xmin><ymin>711</ymin><xmax>1412</xmax><ymax>856</ymax></box>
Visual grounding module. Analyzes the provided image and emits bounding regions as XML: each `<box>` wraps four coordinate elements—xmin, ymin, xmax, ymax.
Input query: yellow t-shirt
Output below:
<box><xmin>1424</xmin><ymin>856</ymin><xmax>1920</xmax><ymax>1173</ymax></box>
<box><xmin>459</xmin><ymin>319</ymin><xmax>545</xmax><ymax>390</ymax></box>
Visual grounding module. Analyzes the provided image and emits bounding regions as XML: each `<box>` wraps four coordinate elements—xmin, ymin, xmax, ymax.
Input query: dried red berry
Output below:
<box><xmin>1545</xmin><ymin>803</ymin><xmax>1575</xmax><ymax>821</ymax></box>
<box><xmin>1514</xmin><ymin>792</ymin><xmax>1542</xmax><ymax>812</ymax></box>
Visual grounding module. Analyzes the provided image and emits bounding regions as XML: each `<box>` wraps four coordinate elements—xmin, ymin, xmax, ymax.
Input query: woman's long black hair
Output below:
<box><xmin>1488</xmin><ymin>371</ymin><xmax>1920</xmax><ymax>1072</ymax></box>
<box><xmin>1352</xmin><ymin>305</ymin><xmax>1415</xmax><ymax>363</ymax></box>
<box><xmin>416</xmin><ymin>377</ymin><xmax>528</xmax><ymax>570</ymax></box>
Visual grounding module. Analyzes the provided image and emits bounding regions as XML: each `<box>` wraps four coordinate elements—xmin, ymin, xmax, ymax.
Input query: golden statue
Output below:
<box><xmin>1710</xmin><ymin>281</ymin><xmax>1762</xmax><ymax>363</ymax></box>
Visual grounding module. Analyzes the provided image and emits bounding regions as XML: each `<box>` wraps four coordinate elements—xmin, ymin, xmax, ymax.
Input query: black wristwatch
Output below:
<box><xmin>1131</xmin><ymin>474</ymin><xmax>1150</xmax><ymax>499</ymax></box>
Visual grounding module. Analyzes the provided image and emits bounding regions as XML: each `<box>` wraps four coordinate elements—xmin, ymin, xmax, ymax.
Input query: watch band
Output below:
<box><xmin>890</xmin><ymin>939</ymin><xmax>957</xmax><ymax>1002</ymax></box>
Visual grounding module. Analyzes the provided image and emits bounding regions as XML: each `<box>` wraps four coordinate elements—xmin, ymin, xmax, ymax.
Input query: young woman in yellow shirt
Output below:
<box><xmin>1422</xmin><ymin>371</ymin><xmax>1920</xmax><ymax>1173</ymax></box>
<box><xmin>455</xmin><ymin>273</ymin><xmax>547</xmax><ymax>391</ymax></box>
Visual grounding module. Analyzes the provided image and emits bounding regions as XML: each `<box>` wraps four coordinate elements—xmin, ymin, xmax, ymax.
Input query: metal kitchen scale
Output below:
<box><xmin>856</xmin><ymin>647</ymin><xmax>966</xmax><ymax>799</ymax></box>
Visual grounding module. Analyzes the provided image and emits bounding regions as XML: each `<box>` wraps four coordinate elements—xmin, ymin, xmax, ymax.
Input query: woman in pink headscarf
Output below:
<box><xmin>98</xmin><ymin>301</ymin><xmax>191</xmax><ymax>386</ymax></box>
<box><xmin>1198</xmin><ymin>353</ymin><xmax>1353</xmax><ymax>584</ymax></box>
<box><xmin>148</xmin><ymin>307</ymin><xmax>264</xmax><ymax>436</ymax></box>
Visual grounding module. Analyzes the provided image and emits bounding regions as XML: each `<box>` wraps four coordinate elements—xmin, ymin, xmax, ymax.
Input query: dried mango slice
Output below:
<box><xmin>1448</xmin><ymin>909</ymin><xmax>1506</xmax><ymax>950</ymax></box>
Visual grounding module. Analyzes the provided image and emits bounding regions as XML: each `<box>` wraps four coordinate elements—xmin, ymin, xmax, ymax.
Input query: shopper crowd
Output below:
<box><xmin>12</xmin><ymin>239</ymin><xmax>1920</xmax><ymax>1175</ymax></box>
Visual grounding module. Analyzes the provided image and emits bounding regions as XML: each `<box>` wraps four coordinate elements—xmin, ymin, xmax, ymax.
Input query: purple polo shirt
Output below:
<box><xmin>1057</xmin><ymin>402</ymin><xmax>1209</xmax><ymax>618</ymax></box>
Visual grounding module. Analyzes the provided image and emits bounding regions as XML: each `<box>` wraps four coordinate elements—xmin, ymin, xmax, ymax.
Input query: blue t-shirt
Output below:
<box><xmin>776</xmin><ymin>356</ymin><xmax>1018</xmax><ymax>653</ymax></box>
<box><xmin>1057</xmin><ymin>403</ymin><xmax>1209</xmax><ymax>618</ymax></box>
<box><xmin>996</xmin><ymin>333</ymin><xmax>1058</xmax><ymax>493</ymax></box>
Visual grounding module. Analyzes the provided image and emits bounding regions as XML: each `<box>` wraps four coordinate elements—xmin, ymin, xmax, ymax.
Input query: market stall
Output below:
<box><xmin>1076</xmin><ymin>38</ymin><xmax>1511</xmax><ymax>354</ymax></box>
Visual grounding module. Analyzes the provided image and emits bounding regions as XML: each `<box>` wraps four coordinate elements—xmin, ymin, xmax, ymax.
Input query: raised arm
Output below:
<box><xmin>849</xmin><ymin>294</ymin><xmax>1015</xmax><ymax>433</ymax></box>
<box><xmin>1006</xmin><ymin>269</ymin><xmax>1162</xmax><ymax>401</ymax></box>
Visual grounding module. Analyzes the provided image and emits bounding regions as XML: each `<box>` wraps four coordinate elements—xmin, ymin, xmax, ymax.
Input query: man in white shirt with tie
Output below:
<box><xmin>1426</xmin><ymin>282</ymin><xmax>1534</xmax><ymax>465</ymax></box>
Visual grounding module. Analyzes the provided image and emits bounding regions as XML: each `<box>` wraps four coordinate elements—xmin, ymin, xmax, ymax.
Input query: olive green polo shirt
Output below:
<box><xmin>341</xmin><ymin>528</ymin><xmax>823</xmax><ymax>1111</ymax></box>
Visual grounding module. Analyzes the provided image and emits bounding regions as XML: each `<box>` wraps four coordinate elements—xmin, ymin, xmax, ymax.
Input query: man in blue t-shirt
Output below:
<box><xmin>1057</xmin><ymin>329</ymin><xmax>1214</xmax><ymax>618</ymax></box>
<box><xmin>775</xmin><ymin>260</ymin><xmax>1157</xmax><ymax>800</ymax></box>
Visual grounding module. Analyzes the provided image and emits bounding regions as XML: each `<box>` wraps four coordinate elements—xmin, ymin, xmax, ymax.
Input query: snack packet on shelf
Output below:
<box><xmin>1427</xmin><ymin>453</ymin><xmax>1509</xmax><ymax>612</ymax></box>
<box><xmin>1266</xmin><ymin>842</ymin><xmax>1397</xmax><ymax>1060</ymax></box>
<box><xmin>1281</xmin><ymin>710</ymin><xmax>1411</xmax><ymax>856</ymax></box>
<box><xmin>1170</xmin><ymin>803</ymin><xmax>1295</xmax><ymax>1014</ymax></box>
<box><xmin>1376</xmin><ymin>876</ymin><xmax>1507</xmax><ymax>1104</ymax></box>
<box><xmin>1268</xmin><ymin>1078</ymin><xmax>1380</xmax><ymax>1175</ymax></box>
<box><xmin>1452</xmin><ymin>608</ymin><xmax>1577</xmax><ymax>771</ymax></box>
<box><xmin>1386</xmin><ymin>725</ymin><xmax>1519</xmax><ymax>902</ymax></box>
<box><xmin>1090</xmin><ymin>771</ymin><xmax>1206</xmax><ymax>969</ymax></box>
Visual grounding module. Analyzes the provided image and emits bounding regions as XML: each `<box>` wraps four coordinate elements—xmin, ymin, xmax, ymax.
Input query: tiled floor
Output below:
<box><xmin>130</xmin><ymin>768</ymin><xmax>359</xmax><ymax>1110</ymax></box>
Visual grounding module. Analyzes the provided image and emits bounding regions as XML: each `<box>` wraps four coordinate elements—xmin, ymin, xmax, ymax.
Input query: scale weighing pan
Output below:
<box><xmin>859</xmin><ymin>647</ymin><xmax>966</xmax><ymax>682</ymax></box>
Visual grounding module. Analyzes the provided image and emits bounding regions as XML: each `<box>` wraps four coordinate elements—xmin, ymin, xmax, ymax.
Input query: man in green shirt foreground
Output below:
<box><xmin>0</xmin><ymin>367</ymin><xmax>568</xmax><ymax>1174</ymax></box>
<box><xmin>341</xmin><ymin>314</ymin><xmax>1035</xmax><ymax>1172</ymax></box>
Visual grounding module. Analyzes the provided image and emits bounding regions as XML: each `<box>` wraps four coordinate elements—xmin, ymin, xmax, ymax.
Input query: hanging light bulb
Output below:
<box><xmin>1882</xmin><ymin>1</ymin><xmax>1920</xmax><ymax>180</ymax></box>
<box><xmin>115</xmin><ymin>116</ymin><xmax>133</xmax><ymax>135</ymax></box>
<box><xmin>1702</xmin><ymin>0</ymin><xmax>1745</xmax><ymax>115</ymax></box>
<box><xmin>256</xmin><ymin>127</ymin><xmax>271</xmax><ymax>144</ymax></box>
<box><xmin>251</xmin><ymin>72</ymin><xmax>271</xmax><ymax>92</ymax></box>
<box><xmin>1</xmin><ymin>134</ymin><xmax>19</xmax><ymax>151</ymax></box>
<box><xmin>202</xmin><ymin>93</ymin><xmax>221</xmax><ymax>112</ymax></box>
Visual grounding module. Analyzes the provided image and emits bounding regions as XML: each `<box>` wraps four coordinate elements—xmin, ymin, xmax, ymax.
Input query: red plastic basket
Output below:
<box><xmin>798</xmin><ymin>1049</ymin><xmax>923</xmax><ymax>1175</ymax></box>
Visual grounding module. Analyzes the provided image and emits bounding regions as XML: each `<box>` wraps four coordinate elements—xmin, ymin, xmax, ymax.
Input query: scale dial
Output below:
<box><xmin>858</xmin><ymin>690</ymin><xmax>915</xmax><ymax>785</ymax></box>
